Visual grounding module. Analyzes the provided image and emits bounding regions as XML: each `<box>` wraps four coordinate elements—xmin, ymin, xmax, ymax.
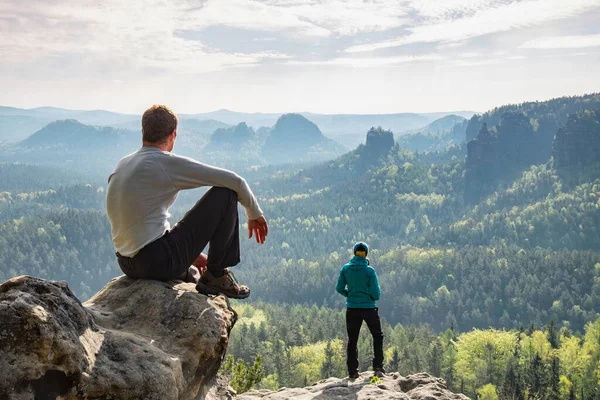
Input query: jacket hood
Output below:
<box><xmin>347</xmin><ymin>255</ymin><xmax>369</xmax><ymax>269</ymax></box>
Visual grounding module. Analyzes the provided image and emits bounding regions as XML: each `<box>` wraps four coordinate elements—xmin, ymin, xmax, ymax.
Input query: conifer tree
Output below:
<box><xmin>321</xmin><ymin>341</ymin><xmax>335</xmax><ymax>379</ymax></box>
<box><xmin>388</xmin><ymin>347</ymin><xmax>400</xmax><ymax>373</ymax></box>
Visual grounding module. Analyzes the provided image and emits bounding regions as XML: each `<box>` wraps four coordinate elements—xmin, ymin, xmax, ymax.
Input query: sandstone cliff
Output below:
<box><xmin>0</xmin><ymin>275</ymin><xmax>236</xmax><ymax>400</ymax></box>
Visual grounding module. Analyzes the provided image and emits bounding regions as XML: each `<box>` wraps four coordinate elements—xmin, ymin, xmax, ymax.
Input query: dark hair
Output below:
<box><xmin>142</xmin><ymin>105</ymin><xmax>178</xmax><ymax>143</ymax></box>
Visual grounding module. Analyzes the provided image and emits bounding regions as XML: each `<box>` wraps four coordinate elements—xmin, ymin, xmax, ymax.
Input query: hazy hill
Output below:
<box><xmin>207</xmin><ymin>122</ymin><xmax>257</xmax><ymax>149</ymax></box>
<box><xmin>0</xmin><ymin>115</ymin><xmax>51</xmax><ymax>143</ymax></box>
<box><xmin>0</xmin><ymin>106</ymin><xmax>140</xmax><ymax>143</ymax></box>
<box><xmin>396</xmin><ymin>115</ymin><xmax>469</xmax><ymax>153</ymax></box>
<box><xmin>261</xmin><ymin>113</ymin><xmax>346</xmax><ymax>164</ymax></box>
<box><xmin>0</xmin><ymin>106</ymin><xmax>139</xmax><ymax>127</ymax></box>
<box><xmin>0</xmin><ymin>120</ymin><xmax>139</xmax><ymax>177</ymax></box>
<box><xmin>20</xmin><ymin>119</ymin><xmax>138</xmax><ymax>150</ymax></box>
<box><xmin>413</xmin><ymin>114</ymin><xmax>466</xmax><ymax>134</ymax></box>
<box><xmin>182</xmin><ymin>109</ymin><xmax>279</xmax><ymax>128</ymax></box>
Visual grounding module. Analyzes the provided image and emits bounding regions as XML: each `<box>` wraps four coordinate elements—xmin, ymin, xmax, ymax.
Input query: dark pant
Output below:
<box><xmin>346</xmin><ymin>307</ymin><xmax>384</xmax><ymax>373</ymax></box>
<box><xmin>117</xmin><ymin>187</ymin><xmax>241</xmax><ymax>282</ymax></box>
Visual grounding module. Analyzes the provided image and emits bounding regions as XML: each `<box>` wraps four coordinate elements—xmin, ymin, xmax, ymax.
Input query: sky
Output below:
<box><xmin>1</xmin><ymin>0</ymin><xmax>600</xmax><ymax>115</ymax></box>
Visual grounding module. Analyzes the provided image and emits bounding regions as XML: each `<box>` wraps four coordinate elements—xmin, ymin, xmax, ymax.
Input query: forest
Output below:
<box><xmin>0</xmin><ymin>93</ymin><xmax>599</xmax><ymax>398</ymax></box>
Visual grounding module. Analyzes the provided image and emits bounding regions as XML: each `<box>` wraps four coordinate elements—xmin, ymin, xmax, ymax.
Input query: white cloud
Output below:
<box><xmin>178</xmin><ymin>0</ymin><xmax>408</xmax><ymax>37</ymax></box>
<box><xmin>346</xmin><ymin>0</ymin><xmax>600</xmax><ymax>52</ymax></box>
<box><xmin>409</xmin><ymin>0</ymin><xmax>509</xmax><ymax>20</ymax></box>
<box><xmin>286</xmin><ymin>54</ymin><xmax>442</xmax><ymax>67</ymax></box>
<box><xmin>0</xmin><ymin>0</ymin><xmax>292</xmax><ymax>74</ymax></box>
<box><xmin>0</xmin><ymin>0</ymin><xmax>411</xmax><ymax>77</ymax></box>
<box><xmin>520</xmin><ymin>34</ymin><xmax>600</xmax><ymax>49</ymax></box>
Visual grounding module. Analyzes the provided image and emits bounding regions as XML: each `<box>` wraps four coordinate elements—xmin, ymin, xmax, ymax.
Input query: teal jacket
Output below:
<box><xmin>336</xmin><ymin>256</ymin><xmax>381</xmax><ymax>308</ymax></box>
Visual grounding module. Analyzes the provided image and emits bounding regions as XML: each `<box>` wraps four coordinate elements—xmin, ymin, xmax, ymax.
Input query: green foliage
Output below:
<box><xmin>369</xmin><ymin>375</ymin><xmax>382</xmax><ymax>385</ymax></box>
<box><xmin>220</xmin><ymin>354</ymin><xmax>264</xmax><ymax>394</ymax></box>
<box><xmin>477</xmin><ymin>383</ymin><xmax>499</xmax><ymax>400</ymax></box>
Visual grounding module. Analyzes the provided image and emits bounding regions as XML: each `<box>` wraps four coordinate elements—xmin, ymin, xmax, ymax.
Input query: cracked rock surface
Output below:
<box><xmin>238</xmin><ymin>372</ymin><xmax>470</xmax><ymax>400</ymax></box>
<box><xmin>0</xmin><ymin>275</ymin><xmax>236</xmax><ymax>400</ymax></box>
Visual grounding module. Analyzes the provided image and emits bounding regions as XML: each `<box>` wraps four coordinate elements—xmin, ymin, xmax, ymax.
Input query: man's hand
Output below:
<box><xmin>248</xmin><ymin>216</ymin><xmax>268</xmax><ymax>244</ymax></box>
<box><xmin>193</xmin><ymin>253</ymin><xmax>208</xmax><ymax>270</ymax></box>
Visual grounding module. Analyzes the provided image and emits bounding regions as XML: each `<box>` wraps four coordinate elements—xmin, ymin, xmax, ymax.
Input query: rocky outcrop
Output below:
<box><xmin>553</xmin><ymin>109</ymin><xmax>600</xmax><ymax>169</ymax></box>
<box><xmin>465</xmin><ymin>112</ymin><xmax>551</xmax><ymax>201</ymax></box>
<box><xmin>0</xmin><ymin>275</ymin><xmax>236</xmax><ymax>400</ymax></box>
<box><xmin>206</xmin><ymin>122</ymin><xmax>258</xmax><ymax>151</ymax></box>
<box><xmin>238</xmin><ymin>372</ymin><xmax>470</xmax><ymax>400</ymax></box>
<box><xmin>366</xmin><ymin>126</ymin><xmax>394</xmax><ymax>156</ymax></box>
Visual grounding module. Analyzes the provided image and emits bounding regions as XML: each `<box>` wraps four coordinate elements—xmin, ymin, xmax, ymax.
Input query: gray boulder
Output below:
<box><xmin>238</xmin><ymin>372</ymin><xmax>470</xmax><ymax>400</ymax></box>
<box><xmin>0</xmin><ymin>275</ymin><xmax>236</xmax><ymax>400</ymax></box>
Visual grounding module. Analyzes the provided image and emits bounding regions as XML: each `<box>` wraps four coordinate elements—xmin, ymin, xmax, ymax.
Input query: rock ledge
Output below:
<box><xmin>0</xmin><ymin>275</ymin><xmax>236</xmax><ymax>400</ymax></box>
<box><xmin>238</xmin><ymin>372</ymin><xmax>470</xmax><ymax>400</ymax></box>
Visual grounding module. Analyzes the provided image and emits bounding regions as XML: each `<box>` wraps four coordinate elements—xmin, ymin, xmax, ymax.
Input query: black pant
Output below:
<box><xmin>346</xmin><ymin>307</ymin><xmax>384</xmax><ymax>373</ymax></box>
<box><xmin>117</xmin><ymin>187</ymin><xmax>241</xmax><ymax>282</ymax></box>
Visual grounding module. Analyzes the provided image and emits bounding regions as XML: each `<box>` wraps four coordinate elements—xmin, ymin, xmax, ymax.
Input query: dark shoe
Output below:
<box><xmin>374</xmin><ymin>368</ymin><xmax>385</xmax><ymax>378</ymax></box>
<box><xmin>196</xmin><ymin>268</ymin><xmax>250</xmax><ymax>299</ymax></box>
<box><xmin>348</xmin><ymin>371</ymin><xmax>360</xmax><ymax>379</ymax></box>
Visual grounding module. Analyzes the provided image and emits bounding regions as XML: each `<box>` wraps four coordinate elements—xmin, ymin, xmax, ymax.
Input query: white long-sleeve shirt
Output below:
<box><xmin>106</xmin><ymin>146</ymin><xmax>263</xmax><ymax>257</ymax></box>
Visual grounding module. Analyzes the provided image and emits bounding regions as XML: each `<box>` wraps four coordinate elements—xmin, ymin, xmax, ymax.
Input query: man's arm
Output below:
<box><xmin>160</xmin><ymin>153</ymin><xmax>263</xmax><ymax>220</ymax></box>
<box><xmin>336</xmin><ymin>267</ymin><xmax>348</xmax><ymax>297</ymax></box>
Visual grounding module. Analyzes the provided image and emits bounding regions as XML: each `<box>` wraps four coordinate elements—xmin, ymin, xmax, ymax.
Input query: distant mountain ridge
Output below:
<box><xmin>0</xmin><ymin>105</ymin><xmax>476</xmax><ymax>148</ymax></box>
<box><xmin>20</xmin><ymin>119</ymin><xmax>137</xmax><ymax>149</ymax></box>
<box><xmin>0</xmin><ymin>114</ymin><xmax>348</xmax><ymax>176</ymax></box>
<box><xmin>413</xmin><ymin>114</ymin><xmax>466</xmax><ymax>134</ymax></box>
<box><xmin>189</xmin><ymin>109</ymin><xmax>476</xmax><ymax>148</ymax></box>
<box><xmin>395</xmin><ymin>114</ymin><xmax>469</xmax><ymax>153</ymax></box>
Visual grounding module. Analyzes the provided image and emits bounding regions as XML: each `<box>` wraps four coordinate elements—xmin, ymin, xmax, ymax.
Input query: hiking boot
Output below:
<box><xmin>196</xmin><ymin>268</ymin><xmax>250</xmax><ymax>299</ymax></box>
<box><xmin>374</xmin><ymin>368</ymin><xmax>385</xmax><ymax>378</ymax></box>
<box><xmin>348</xmin><ymin>371</ymin><xmax>360</xmax><ymax>380</ymax></box>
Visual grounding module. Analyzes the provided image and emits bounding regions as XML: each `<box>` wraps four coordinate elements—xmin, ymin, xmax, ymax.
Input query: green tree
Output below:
<box><xmin>321</xmin><ymin>341</ymin><xmax>335</xmax><ymax>379</ymax></box>
<box><xmin>220</xmin><ymin>355</ymin><xmax>264</xmax><ymax>394</ymax></box>
<box><xmin>388</xmin><ymin>347</ymin><xmax>401</xmax><ymax>373</ymax></box>
<box><xmin>477</xmin><ymin>383</ymin><xmax>499</xmax><ymax>400</ymax></box>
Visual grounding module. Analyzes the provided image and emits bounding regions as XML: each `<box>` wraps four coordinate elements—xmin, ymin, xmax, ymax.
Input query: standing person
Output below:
<box><xmin>106</xmin><ymin>104</ymin><xmax>268</xmax><ymax>299</ymax></box>
<box><xmin>336</xmin><ymin>242</ymin><xmax>385</xmax><ymax>379</ymax></box>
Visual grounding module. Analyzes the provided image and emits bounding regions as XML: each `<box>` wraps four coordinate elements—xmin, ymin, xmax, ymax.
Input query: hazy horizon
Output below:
<box><xmin>1</xmin><ymin>103</ymin><xmax>481</xmax><ymax>116</ymax></box>
<box><xmin>2</xmin><ymin>1</ymin><xmax>599</xmax><ymax>115</ymax></box>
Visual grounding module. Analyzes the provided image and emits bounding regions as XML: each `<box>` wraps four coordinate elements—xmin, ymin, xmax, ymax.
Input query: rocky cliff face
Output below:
<box><xmin>465</xmin><ymin>112</ymin><xmax>551</xmax><ymax>200</ymax></box>
<box><xmin>365</xmin><ymin>126</ymin><xmax>394</xmax><ymax>156</ymax></box>
<box><xmin>0</xmin><ymin>275</ymin><xmax>236</xmax><ymax>400</ymax></box>
<box><xmin>238</xmin><ymin>372</ymin><xmax>470</xmax><ymax>400</ymax></box>
<box><xmin>553</xmin><ymin>109</ymin><xmax>600</xmax><ymax>169</ymax></box>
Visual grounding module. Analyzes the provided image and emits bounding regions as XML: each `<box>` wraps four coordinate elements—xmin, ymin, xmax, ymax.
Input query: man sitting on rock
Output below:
<box><xmin>106</xmin><ymin>104</ymin><xmax>267</xmax><ymax>299</ymax></box>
